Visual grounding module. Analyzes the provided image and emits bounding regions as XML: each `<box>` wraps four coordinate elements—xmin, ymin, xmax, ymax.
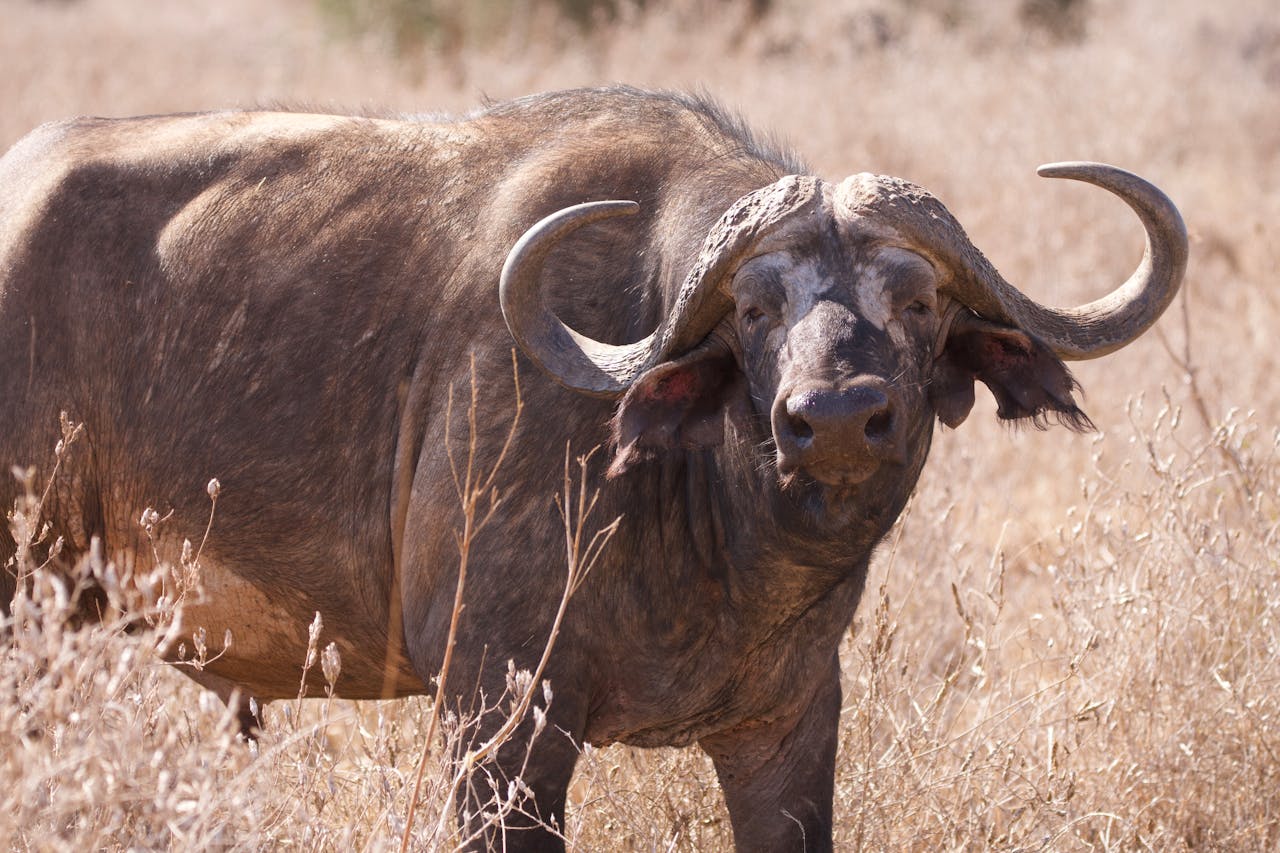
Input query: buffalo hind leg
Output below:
<box><xmin>183</xmin><ymin>669</ymin><xmax>263</xmax><ymax>739</ymax></box>
<box><xmin>699</xmin><ymin>657</ymin><xmax>841</xmax><ymax>853</ymax></box>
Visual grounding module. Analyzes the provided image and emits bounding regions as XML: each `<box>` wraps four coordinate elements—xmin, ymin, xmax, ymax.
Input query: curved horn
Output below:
<box><xmin>501</xmin><ymin>175</ymin><xmax>824</xmax><ymax>397</ymax></box>
<box><xmin>500</xmin><ymin>200</ymin><xmax>650</xmax><ymax>397</ymax></box>
<box><xmin>839</xmin><ymin>162</ymin><xmax>1188</xmax><ymax>360</ymax></box>
<box><xmin>972</xmin><ymin>162</ymin><xmax>1188</xmax><ymax>359</ymax></box>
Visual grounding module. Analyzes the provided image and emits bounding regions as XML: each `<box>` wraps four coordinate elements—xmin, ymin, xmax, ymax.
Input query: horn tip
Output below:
<box><xmin>1036</xmin><ymin>161</ymin><xmax>1127</xmax><ymax>181</ymax></box>
<box><xmin>603</xmin><ymin>200</ymin><xmax>641</xmax><ymax>215</ymax></box>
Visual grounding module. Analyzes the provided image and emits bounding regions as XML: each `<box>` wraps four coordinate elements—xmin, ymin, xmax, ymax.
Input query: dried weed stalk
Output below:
<box><xmin>400</xmin><ymin>351</ymin><xmax>619</xmax><ymax>850</ymax></box>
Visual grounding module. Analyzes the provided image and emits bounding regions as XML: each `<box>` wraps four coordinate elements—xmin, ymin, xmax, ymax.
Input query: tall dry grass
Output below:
<box><xmin>2</xmin><ymin>0</ymin><xmax>1278</xmax><ymax>849</ymax></box>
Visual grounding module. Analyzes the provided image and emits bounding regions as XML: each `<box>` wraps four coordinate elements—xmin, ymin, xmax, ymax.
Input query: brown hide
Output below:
<box><xmin>0</xmin><ymin>88</ymin><xmax>1180</xmax><ymax>852</ymax></box>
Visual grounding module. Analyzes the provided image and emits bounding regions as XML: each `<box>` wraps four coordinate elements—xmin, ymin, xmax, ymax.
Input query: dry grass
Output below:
<box><xmin>2</xmin><ymin>0</ymin><xmax>1278</xmax><ymax>849</ymax></box>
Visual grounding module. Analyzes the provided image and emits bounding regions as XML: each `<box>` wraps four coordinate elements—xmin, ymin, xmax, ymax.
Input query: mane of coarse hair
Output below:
<box><xmin>661</xmin><ymin>87</ymin><xmax>809</xmax><ymax>175</ymax></box>
<box><xmin>476</xmin><ymin>85</ymin><xmax>809</xmax><ymax>176</ymax></box>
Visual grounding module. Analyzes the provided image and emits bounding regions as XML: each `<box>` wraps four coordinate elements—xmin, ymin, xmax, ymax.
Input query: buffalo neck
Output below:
<box><xmin>576</xmin><ymin>434</ymin><xmax>923</xmax><ymax>747</ymax></box>
<box><xmin>595</xmin><ymin>421</ymin><xmax>930</xmax><ymax>642</ymax></box>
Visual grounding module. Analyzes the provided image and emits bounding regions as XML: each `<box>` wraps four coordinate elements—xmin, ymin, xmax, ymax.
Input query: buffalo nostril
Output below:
<box><xmin>864</xmin><ymin>409</ymin><xmax>893</xmax><ymax>441</ymax></box>
<box><xmin>781</xmin><ymin>392</ymin><xmax>820</xmax><ymax>450</ymax></box>
<box><xmin>775</xmin><ymin>381</ymin><xmax>902</xmax><ymax>476</ymax></box>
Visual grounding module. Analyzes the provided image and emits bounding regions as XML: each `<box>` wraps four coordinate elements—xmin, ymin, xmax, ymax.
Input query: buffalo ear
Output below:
<box><xmin>609</xmin><ymin>338</ymin><xmax>747</xmax><ymax>478</ymax></box>
<box><xmin>930</xmin><ymin>309</ymin><xmax>1093</xmax><ymax>431</ymax></box>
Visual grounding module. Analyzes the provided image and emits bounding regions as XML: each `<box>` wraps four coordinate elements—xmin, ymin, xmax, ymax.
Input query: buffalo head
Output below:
<box><xmin>500</xmin><ymin>164</ymin><xmax>1186</xmax><ymax>498</ymax></box>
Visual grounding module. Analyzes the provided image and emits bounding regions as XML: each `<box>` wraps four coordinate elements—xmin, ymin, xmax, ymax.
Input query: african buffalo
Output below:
<box><xmin>0</xmin><ymin>87</ymin><xmax>1185</xmax><ymax>850</ymax></box>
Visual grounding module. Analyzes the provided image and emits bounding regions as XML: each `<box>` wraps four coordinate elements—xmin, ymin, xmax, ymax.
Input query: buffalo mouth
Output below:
<box><xmin>775</xmin><ymin>456</ymin><xmax>898</xmax><ymax>509</ymax></box>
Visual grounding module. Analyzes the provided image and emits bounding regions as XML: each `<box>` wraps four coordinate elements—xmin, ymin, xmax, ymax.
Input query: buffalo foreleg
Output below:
<box><xmin>699</xmin><ymin>656</ymin><xmax>841</xmax><ymax>853</ymax></box>
<box><xmin>451</xmin><ymin>697</ymin><xmax>581</xmax><ymax>853</ymax></box>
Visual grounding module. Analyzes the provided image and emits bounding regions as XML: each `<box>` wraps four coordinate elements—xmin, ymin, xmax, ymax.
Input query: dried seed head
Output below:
<box><xmin>513</xmin><ymin>668</ymin><xmax>533</xmax><ymax>699</ymax></box>
<box><xmin>321</xmin><ymin>642</ymin><xmax>342</xmax><ymax>687</ymax></box>
<box><xmin>305</xmin><ymin>612</ymin><xmax>323</xmax><ymax>668</ymax></box>
<box><xmin>193</xmin><ymin>627</ymin><xmax>208</xmax><ymax>667</ymax></box>
<box><xmin>207</xmin><ymin>478</ymin><xmax>221</xmax><ymax>500</ymax></box>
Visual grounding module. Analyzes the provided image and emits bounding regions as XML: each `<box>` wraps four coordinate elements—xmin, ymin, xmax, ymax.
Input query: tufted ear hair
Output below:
<box><xmin>929</xmin><ymin>308</ymin><xmax>1093</xmax><ymax>431</ymax></box>
<box><xmin>608</xmin><ymin>333</ymin><xmax>749</xmax><ymax>478</ymax></box>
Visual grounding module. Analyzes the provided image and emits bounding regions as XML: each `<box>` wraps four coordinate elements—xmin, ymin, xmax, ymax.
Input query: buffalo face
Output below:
<box><xmin>732</xmin><ymin>241</ymin><xmax>939</xmax><ymax>492</ymax></box>
<box><xmin>607</xmin><ymin>200</ymin><xmax>1090</xmax><ymax>503</ymax></box>
<box><xmin>501</xmin><ymin>165</ymin><xmax>1185</xmax><ymax>502</ymax></box>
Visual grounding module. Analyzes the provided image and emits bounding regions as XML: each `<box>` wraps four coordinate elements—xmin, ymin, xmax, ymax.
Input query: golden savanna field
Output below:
<box><xmin>2</xmin><ymin>0</ymin><xmax>1278</xmax><ymax>848</ymax></box>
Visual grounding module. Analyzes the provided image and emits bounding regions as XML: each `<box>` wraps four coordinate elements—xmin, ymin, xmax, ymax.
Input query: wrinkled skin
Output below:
<box><xmin>0</xmin><ymin>88</ymin><xmax>1121</xmax><ymax>851</ymax></box>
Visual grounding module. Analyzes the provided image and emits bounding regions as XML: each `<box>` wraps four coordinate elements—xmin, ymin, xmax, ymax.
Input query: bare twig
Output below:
<box><xmin>400</xmin><ymin>351</ymin><xmax>525</xmax><ymax>852</ymax></box>
<box><xmin>1154</xmin><ymin>286</ymin><xmax>1255</xmax><ymax>499</ymax></box>
<box><xmin>426</xmin><ymin>443</ymin><xmax>619</xmax><ymax>848</ymax></box>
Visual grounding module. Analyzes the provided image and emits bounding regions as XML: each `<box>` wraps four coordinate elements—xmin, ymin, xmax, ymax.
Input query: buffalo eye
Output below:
<box><xmin>740</xmin><ymin>305</ymin><xmax>768</xmax><ymax>328</ymax></box>
<box><xmin>900</xmin><ymin>295</ymin><xmax>938</xmax><ymax>322</ymax></box>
